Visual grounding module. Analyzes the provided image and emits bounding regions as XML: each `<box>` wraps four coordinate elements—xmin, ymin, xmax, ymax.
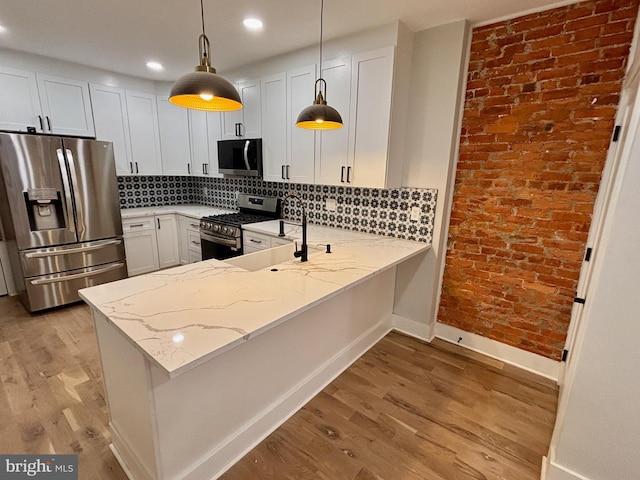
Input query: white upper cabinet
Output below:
<box><xmin>315</xmin><ymin>57</ymin><xmax>352</xmax><ymax>186</ymax></box>
<box><xmin>188</xmin><ymin>110</ymin><xmax>208</xmax><ymax>176</ymax></box>
<box><xmin>126</xmin><ymin>90</ymin><xmax>162</xmax><ymax>175</ymax></box>
<box><xmin>205</xmin><ymin>111</ymin><xmax>223</xmax><ymax>177</ymax></box>
<box><xmin>36</xmin><ymin>74</ymin><xmax>95</xmax><ymax>137</ymax></box>
<box><xmin>0</xmin><ymin>67</ymin><xmax>94</xmax><ymax>137</ymax></box>
<box><xmin>90</xmin><ymin>84</ymin><xmax>132</xmax><ymax>175</ymax></box>
<box><xmin>157</xmin><ymin>96</ymin><xmax>191</xmax><ymax>176</ymax></box>
<box><xmin>261</xmin><ymin>72</ymin><xmax>287</xmax><ymax>183</ymax></box>
<box><xmin>222</xmin><ymin>79</ymin><xmax>261</xmax><ymax>139</ymax></box>
<box><xmin>0</xmin><ymin>67</ymin><xmax>41</xmax><ymax>132</ymax></box>
<box><xmin>286</xmin><ymin>65</ymin><xmax>316</xmax><ymax>184</ymax></box>
<box><xmin>347</xmin><ymin>46</ymin><xmax>395</xmax><ymax>188</ymax></box>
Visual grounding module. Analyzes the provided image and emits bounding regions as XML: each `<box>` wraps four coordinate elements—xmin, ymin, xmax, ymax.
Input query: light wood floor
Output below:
<box><xmin>0</xmin><ymin>295</ymin><xmax>558</xmax><ymax>480</ymax></box>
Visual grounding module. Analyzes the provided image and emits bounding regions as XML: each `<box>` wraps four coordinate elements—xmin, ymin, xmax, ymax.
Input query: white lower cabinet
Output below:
<box><xmin>243</xmin><ymin>230</ymin><xmax>291</xmax><ymax>254</ymax></box>
<box><xmin>123</xmin><ymin>215</ymin><xmax>179</xmax><ymax>276</ymax></box>
<box><xmin>177</xmin><ymin>216</ymin><xmax>202</xmax><ymax>264</ymax></box>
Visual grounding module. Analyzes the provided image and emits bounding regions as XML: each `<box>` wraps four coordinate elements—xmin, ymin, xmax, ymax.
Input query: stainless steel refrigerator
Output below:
<box><xmin>0</xmin><ymin>132</ymin><xmax>127</xmax><ymax>312</ymax></box>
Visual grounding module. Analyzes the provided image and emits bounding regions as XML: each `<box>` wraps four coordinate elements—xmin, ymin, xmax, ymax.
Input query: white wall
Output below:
<box><xmin>392</xmin><ymin>20</ymin><xmax>470</xmax><ymax>333</ymax></box>
<box><xmin>0</xmin><ymin>47</ymin><xmax>157</xmax><ymax>92</ymax></box>
<box><xmin>545</xmin><ymin>78</ymin><xmax>640</xmax><ymax>480</ymax></box>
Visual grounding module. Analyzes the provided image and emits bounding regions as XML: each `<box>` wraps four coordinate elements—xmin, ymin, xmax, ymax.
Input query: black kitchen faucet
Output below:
<box><xmin>280</xmin><ymin>192</ymin><xmax>308</xmax><ymax>262</ymax></box>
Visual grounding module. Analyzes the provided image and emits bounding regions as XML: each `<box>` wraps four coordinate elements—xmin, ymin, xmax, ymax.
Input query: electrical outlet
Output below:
<box><xmin>234</xmin><ymin>190</ymin><xmax>239</xmax><ymax>200</ymax></box>
<box><xmin>325</xmin><ymin>198</ymin><xmax>337</xmax><ymax>212</ymax></box>
<box><xmin>410</xmin><ymin>206</ymin><xmax>421</xmax><ymax>221</ymax></box>
<box><xmin>203</xmin><ymin>187</ymin><xmax>208</xmax><ymax>196</ymax></box>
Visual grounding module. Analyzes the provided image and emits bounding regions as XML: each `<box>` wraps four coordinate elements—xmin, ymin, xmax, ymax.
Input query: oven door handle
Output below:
<box><xmin>200</xmin><ymin>231</ymin><xmax>239</xmax><ymax>248</ymax></box>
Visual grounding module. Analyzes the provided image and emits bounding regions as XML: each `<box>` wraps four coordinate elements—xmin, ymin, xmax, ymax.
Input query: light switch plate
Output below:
<box><xmin>203</xmin><ymin>187</ymin><xmax>208</xmax><ymax>196</ymax></box>
<box><xmin>410</xmin><ymin>206</ymin><xmax>421</xmax><ymax>221</ymax></box>
<box><xmin>325</xmin><ymin>198</ymin><xmax>337</xmax><ymax>212</ymax></box>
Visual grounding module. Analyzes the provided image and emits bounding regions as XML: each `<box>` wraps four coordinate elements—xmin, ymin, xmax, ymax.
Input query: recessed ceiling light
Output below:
<box><xmin>0</xmin><ymin>25</ymin><xmax>7</xmax><ymax>34</ymax></box>
<box><xmin>146</xmin><ymin>61</ymin><xmax>164</xmax><ymax>71</ymax></box>
<box><xmin>243</xmin><ymin>18</ymin><xmax>263</xmax><ymax>30</ymax></box>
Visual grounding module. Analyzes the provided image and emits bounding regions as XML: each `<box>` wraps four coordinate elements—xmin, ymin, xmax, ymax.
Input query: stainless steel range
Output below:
<box><xmin>200</xmin><ymin>194</ymin><xmax>280</xmax><ymax>260</ymax></box>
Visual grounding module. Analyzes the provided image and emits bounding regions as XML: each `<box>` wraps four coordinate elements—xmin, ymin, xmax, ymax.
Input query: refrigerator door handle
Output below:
<box><xmin>65</xmin><ymin>148</ymin><xmax>85</xmax><ymax>235</ymax></box>
<box><xmin>29</xmin><ymin>262</ymin><xmax>125</xmax><ymax>285</ymax></box>
<box><xmin>23</xmin><ymin>239</ymin><xmax>123</xmax><ymax>258</ymax></box>
<box><xmin>56</xmin><ymin>148</ymin><xmax>76</xmax><ymax>234</ymax></box>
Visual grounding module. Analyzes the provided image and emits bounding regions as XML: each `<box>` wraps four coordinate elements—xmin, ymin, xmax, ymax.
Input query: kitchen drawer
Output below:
<box><xmin>122</xmin><ymin>217</ymin><xmax>155</xmax><ymax>233</ymax></box>
<box><xmin>187</xmin><ymin>230</ymin><xmax>202</xmax><ymax>253</ymax></box>
<box><xmin>243</xmin><ymin>231</ymin><xmax>271</xmax><ymax>251</ymax></box>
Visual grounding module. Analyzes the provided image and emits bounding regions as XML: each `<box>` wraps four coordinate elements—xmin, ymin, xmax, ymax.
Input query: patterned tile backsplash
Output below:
<box><xmin>118</xmin><ymin>176</ymin><xmax>437</xmax><ymax>244</ymax></box>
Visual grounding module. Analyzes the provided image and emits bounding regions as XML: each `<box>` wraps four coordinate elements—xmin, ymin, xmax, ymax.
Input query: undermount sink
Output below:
<box><xmin>225</xmin><ymin>243</ymin><xmax>322</xmax><ymax>272</ymax></box>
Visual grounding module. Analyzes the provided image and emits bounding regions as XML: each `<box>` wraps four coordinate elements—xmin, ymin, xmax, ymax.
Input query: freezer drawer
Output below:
<box><xmin>20</xmin><ymin>238</ymin><xmax>125</xmax><ymax>277</ymax></box>
<box><xmin>23</xmin><ymin>261</ymin><xmax>127</xmax><ymax>312</ymax></box>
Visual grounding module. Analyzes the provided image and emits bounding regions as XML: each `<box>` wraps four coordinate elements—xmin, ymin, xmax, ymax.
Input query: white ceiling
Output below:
<box><xmin>0</xmin><ymin>0</ymin><xmax>577</xmax><ymax>82</ymax></box>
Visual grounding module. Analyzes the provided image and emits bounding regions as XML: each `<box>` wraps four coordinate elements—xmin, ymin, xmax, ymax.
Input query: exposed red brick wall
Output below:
<box><xmin>438</xmin><ymin>0</ymin><xmax>639</xmax><ymax>360</ymax></box>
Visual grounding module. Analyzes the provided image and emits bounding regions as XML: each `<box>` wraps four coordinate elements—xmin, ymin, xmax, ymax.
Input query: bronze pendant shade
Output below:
<box><xmin>169</xmin><ymin>1</ymin><xmax>242</xmax><ymax>111</ymax></box>
<box><xmin>296</xmin><ymin>0</ymin><xmax>343</xmax><ymax>130</ymax></box>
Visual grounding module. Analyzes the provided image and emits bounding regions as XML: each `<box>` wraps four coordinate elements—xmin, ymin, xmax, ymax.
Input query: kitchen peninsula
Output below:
<box><xmin>80</xmin><ymin>223</ymin><xmax>429</xmax><ymax>480</ymax></box>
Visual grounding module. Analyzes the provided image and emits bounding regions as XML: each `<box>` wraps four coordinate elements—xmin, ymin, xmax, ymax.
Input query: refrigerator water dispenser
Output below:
<box><xmin>24</xmin><ymin>188</ymin><xmax>66</xmax><ymax>231</ymax></box>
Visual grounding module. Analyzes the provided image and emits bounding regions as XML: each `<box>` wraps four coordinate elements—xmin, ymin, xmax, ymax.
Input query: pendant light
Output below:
<box><xmin>296</xmin><ymin>0</ymin><xmax>343</xmax><ymax>130</ymax></box>
<box><xmin>169</xmin><ymin>0</ymin><xmax>242</xmax><ymax>111</ymax></box>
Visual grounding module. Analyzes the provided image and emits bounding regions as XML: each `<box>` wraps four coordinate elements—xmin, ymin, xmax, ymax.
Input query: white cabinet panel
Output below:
<box><xmin>261</xmin><ymin>73</ymin><xmax>287</xmax><ymax>182</ymax></box>
<box><xmin>348</xmin><ymin>47</ymin><xmax>395</xmax><ymax>188</ymax></box>
<box><xmin>315</xmin><ymin>57</ymin><xmax>352</xmax><ymax>186</ymax></box>
<box><xmin>0</xmin><ymin>67</ymin><xmax>41</xmax><ymax>132</ymax></box>
<box><xmin>206</xmin><ymin>111</ymin><xmax>223</xmax><ymax>177</ymax></box>
<box><xmin>36</xmin><ymin>74</ymin><xmax>95</xmax><ymax>137</ymax></box>
<box><xmin>287</xmin><ymin>65</ymin><xmax>316</xmax><ymax>184</ymax></box>
<box><xmin>0</xmin><ymin>68</ymin><xmax>94</xmax><ymax>137</ymax></box>
<box><xmin>126</xmin><ymin>91</ymin><xmax>162</xmax><ymax>175</ymax></box>
<box><xmin>123</xmin><ymin>215</ymin><xmax>179</xmax><ymax>274</ymax></box>
<box><xmin>157</xmin><ymin>96</ymin><xmax>191</xmax><ymax>176</ymax></box>
<box><xmin>178</xmin><ymin>216</ymin><xmax>202</xmax><ymax>265</ymax></box>
<box><xmin>189</xmin><ymin>110</ymin><xmax>209</xmax><ymax>176</ymax></box>
<box><xmin>90</xmin><ymin>84</ymin><xmax>133</xmax><ymax>175</ymax></box>
<box><xmin>222</xmin><ymin>79</ymin><xmax>261</xmax><ymax>139</ymax></box>
<box><xmin>155</xmin><ymin>214</ymin><xmax>180</xmax><ymax>269</ymax></box>
<box><xmin>122</xmin><ymin>218</ymin><xmax>159</xmax><ymax>276</ymax></box>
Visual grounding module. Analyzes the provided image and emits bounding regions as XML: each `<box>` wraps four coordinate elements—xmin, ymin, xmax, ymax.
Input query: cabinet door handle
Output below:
<box><xmin>129</xmin><ymin>223</ymin><xmax>145</xmax><ymax>228</ymax></box>
<box><xmin>190</xmin><ymin>223</ymin><xmax>199</xmax><ymax>228</ymax></box>
<box><xmin>187</xmin><ymin>163</ymin><xmax>191</xmax><ymax>175</ymax></box>
<box><xmin>341</xmin><ymin>166</ymin><xmax>345</xmax><ymax>183</ymax></box>
<box><xmin>46</xmin><ymin>116</ymin><xmax>52</xmax><ymax>131</ymax></box>
<box><xmin>203</xmin><ymin>163</ymin><xmax>207</xmax><ymax>175</ymax></box>
<box><xmin>286</xmin><ymin>165</ymin><xmax>290</xmax><ymax>180</ymax></box>
<box><xmin>38</xmin><ymin>115</ymin><xmax>44</xmax><ymax>131</ymax></box>
<box><xmin>156</xmin><ymin>218</ymin><xmax>160</xmax><ymax>229</ymax></box>
<box><xmin>135</xmin><ymin>162</ymin><xmax>139</xmax><ymax>174</ymax></box>
<box><xmin>191</xmin><ymin>240</ymin><xmax>200</xmax><ymax>245</ymax></box>
<box><xmin>281</xmin><ymin>165</ymin><xmax>285</xmax><ymax>180</ymax></box>
<box><xmin>129</xmin><ymin>162</ymin><xmax>134</xmax><ymax>174</ymax></box>
<box><xmin>249</xmin><ymin>239</ymin><xmax>263</xmax><ymax>244</ymax></box>
<box><xmin>347</xmin><ymin>166</ymin><xmax>352</xmax><ymax>183</ymax></box>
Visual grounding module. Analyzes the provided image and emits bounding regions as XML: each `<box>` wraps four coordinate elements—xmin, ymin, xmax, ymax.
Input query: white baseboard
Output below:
<box><xmin>435</xmin><ymin>322</ymin><xmax>561</xmax><ymax>382</ymax></box>
<box><xmin>110</xmin><ymin>423</ymin><xmax>154</xmax><ymax>480</ymax></box>
<box><xmin>390</xmin><ymin>314</ymin><xmax>434</xmax><ymax>342</ymax></box>
<box><xmin>193</xmin><ymin>321</ymin><xmax>393</xmax><ymax>480</ymax></box>
<box><xmin>543</xmin><ymin>457</ymin><xmax>591</xmax><ymax>480</ymax></box>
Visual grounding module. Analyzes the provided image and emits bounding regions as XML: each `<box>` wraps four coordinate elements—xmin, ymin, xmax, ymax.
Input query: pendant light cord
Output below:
<box><xmin>319</xmin><ymin>0</ymin><xmax>324</xmax><ymax>73</ymax></box>
<box><xmin>200</xmin><ymin>0</ymin><xmax>208</xmax><ymax>60</ymax></box>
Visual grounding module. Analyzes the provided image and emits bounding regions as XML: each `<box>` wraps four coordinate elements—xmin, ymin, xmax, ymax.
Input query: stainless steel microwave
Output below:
<box><xmin>217</xmin><ymin>139</ymin><xmax>263</xmax><ymax>177</ymax></box>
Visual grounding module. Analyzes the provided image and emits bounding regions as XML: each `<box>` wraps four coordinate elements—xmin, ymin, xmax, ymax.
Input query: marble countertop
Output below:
<box><xmin>81</xmin><ymin>220</ymin><xmax>430</xmax><ymax>379</ymax></box>
<box><xmin>120</xmin><ymin>205</ymin><xmax>235</xmax><ymax>220</ymax></box>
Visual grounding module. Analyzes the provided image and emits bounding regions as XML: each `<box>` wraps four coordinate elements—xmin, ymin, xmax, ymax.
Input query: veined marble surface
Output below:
<box><xmin>120</xmin><ymin>204</ymin><xmax>234</xmax><ymax>220</ymax></box>
<box><xmin>80</xmin><ymin>222</ymin><xmax>429</xmax><ymax>378</ymax></box>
